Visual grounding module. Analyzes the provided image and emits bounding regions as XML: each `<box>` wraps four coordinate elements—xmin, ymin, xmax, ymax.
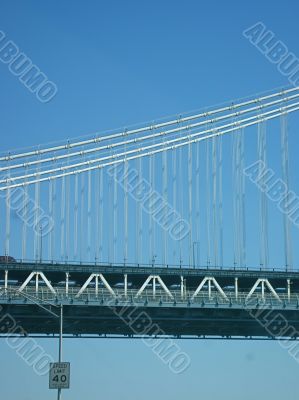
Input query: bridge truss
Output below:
<box><xmin>1</xmin><ymin>262</ymin><xmax>299</xmax><ymax>339</ymax></box>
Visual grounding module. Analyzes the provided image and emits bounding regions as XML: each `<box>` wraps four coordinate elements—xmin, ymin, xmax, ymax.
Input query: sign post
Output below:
<box><xmin>48</xmin><ymin>304</ymin><xmax>70</xmax><ymax>398</ymax></box>
<box><xmin>58</xmin><ymin>304</ymin><xmax>63</xmax><ymax>399</ymax></box>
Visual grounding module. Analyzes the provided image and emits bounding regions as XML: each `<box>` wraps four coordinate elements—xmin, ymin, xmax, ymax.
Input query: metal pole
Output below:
<box><xmin>58</xmin><ymin>304</ymin><xmax>63</xmax><ymax>400</ymax></box>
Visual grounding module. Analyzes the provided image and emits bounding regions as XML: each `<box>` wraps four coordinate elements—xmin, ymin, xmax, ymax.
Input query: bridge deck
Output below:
<box><xmin>0</xmin><ymin>286</ymin><xmax>299</xmax><ymax>339</ymax></box>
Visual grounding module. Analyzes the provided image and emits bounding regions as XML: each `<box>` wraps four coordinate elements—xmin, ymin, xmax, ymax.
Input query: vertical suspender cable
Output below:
<box><xmin>48</xmin><ymin>179</ymin><xmax>52</xmax><ymax>261</ymax></box>
<box><xmin>262</xmin><ymin>121</ymin><xmax>269</xmax><ymax>268</ymax></box>
<box><xmin>5</xmin><ymin>160</ymin><xmax>11</xmax><ymax>258</ymax></box>
<box><xmin>258</xmin><ymin>121</ymin><xmax>269</xmax><ymax>268</ymax></box>
<box><xmin>232</xmin><ymin>132</ymin><xmax>237</xmax><ymax>266</ymax></box>
<box><xmin>179</xmin><ymin>121</ymin><xmax>183</xmax><ymax>266</ymax></box>
<box><xmin>150</xmin><ymin>129</ymin><xmax>157</xmax><ymax>266</ymax></box>
<box><xmin>263</xmin><ymin>122</ymin><xmax>269</xmax><ymax>268</ymax></box>
<box><xmin>124</xmin><ymin>144</ymin><xmax>128</xmax><ymax>265</ymax></box>
<box><xmin>99</xmin><ymin>168</ymin><xmax>104</xmax><ymax>262</ymax></box>
<box><xmin>94</xmin><ymin>139</ymin><xmax>99</xmax><ymax>264</ymax></box>
<box><xmin>34</xmin><ymin>158</ymin><xmax>41</xmax><ymax>261</ymax></box>
<box><xmin>149</xmin><ymin>149</ymin><xmax>154</xmax><ymax>264</ymax></box>
<box><xmin>257</xmin><ymin>122</ymin><xmax>263</xmax><ymax>267</ymax></box>
<box><xmin>281</xmin><ymin>113</ymin><xmax>293</xmax><ymax>270</ymax></box>
<box><xmin>136</xmin><ymin>157</ymin><xmax>142</xmax><ymax>264</ymax></box>
<box><xmin>212</xmin><ymin>136</ymin><xmax>218</xmax><ymax>266</ymax></box>
<box><xmin>238</xmin><ymin>134</ymin><xmax>241</xmax><ymax>266</ymax></box>
<box><xmin>60</xmin><ymin>174</ymin><xmax>65</xmax><ymax>261</ymax></box>
<box><xmin>80</xmin><ymin>171</ymin><xmax>85</xmax><ymax>262</ymax></box>
<box><xmin>236</xmin><ymin>132</ymin><xmax>241</xmax><ymax>267</ymax></box>
<box><xmin>232</xmin><ymin>107</ymin><xmax>242</xmax><ymax>268</ymax></box>
<box><xmin>74</xmin><ymin>173</ymin><xmax>78</xmax><ymax>261</ymax></box>
<box><xmin>22</xmin><ymin>166</ymin><xmax>28</xmax><ymax>261</ymax></box>
<box><xmin>206</xmin><ymin>138</ymin><xmax>211</xmax><ymax>266</ymax></box>
<box><xmin>152</xmin><ymin>134</ymin><xmax>156</xmax><ymax>266</ymax></box>
<box><xmin>135</xmin><ymin>159</ymin><xmax>139</xmax><ymax>264</ymax></box>
<box><xmin>233</xmin><ymin>129</ymin><xmax>245</xmax><ymax>267</ymax></box>
<box><xmin>153</xmin><ymin>151</ymin><xmax>156</xmax><ymax>266</ymax></box>
<box><xmin>162</xmin><ymin>146</ymin><xmax>167</xmax><ymax>266</ymax></box>
<box><xmin>218</xmin><ymin>135</ymin><xmax>223</xmax><ymax>267</ymax></box>
<box><xmin>188</xmin><ymin>140</ymin><xmax>193</xmax><ymax>267</ymax></box>
<box><xmin>236</xmin><ymin>129</ymin><xmax>245</xmax><ymax>268</ymax></box>
<box><xmin>107</xmin><ymin>155</ymin><xmax>112</xmax><ymax>263</ymax></box>
<box><xmin>50</xmin><ymin>173</ymin><xmax>56</xmax><ymax>261</ymax></box>
<box><xmin>172</xmin><ymin>146</ymin><xmax>177</xmax><ymax>265</ymax></box>
<box><xmin>65</xmin><ymin>151</ymin><xmax>70</xmax><ymax>262</ymax></box>
<box><xmin>240</xmin><ymin>128</ymin><xmax>246</xmax><ymax>268</ymax></box>
<box><xmin>87</xmin><ymin>169</ymin><xmax>92</xmax><ymax>261</ymax></box>
<box><xmin>95</xmin><ymin>168</ymin><xmax>99</xmax><ymax>263</ymax></box>
<box><xmin>113</xmin><ymin>161</ymin><xmax>118</xmax><ymax>264</ymax></box>
<box><xmin>195</xmin><ymin>141</ymin><xmax>200</xmax><ymax>267</ymax></box>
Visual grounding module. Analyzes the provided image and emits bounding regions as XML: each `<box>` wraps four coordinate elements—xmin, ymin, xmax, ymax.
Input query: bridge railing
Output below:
<box><xmin>0</xmin><ymin>259</ymin><xmax>296</xmax><ymax>273</ymax></box>
<box><xmin>0</xmin><ymin>286</ymin><xmax>298</xmax><ymax>308</ymax></box>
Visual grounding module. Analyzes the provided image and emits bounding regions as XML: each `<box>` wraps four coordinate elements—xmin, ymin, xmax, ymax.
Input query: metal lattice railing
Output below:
<box><xmin>0</xmin><ymin>286</ymin><xmax>298</xmax><ymax>308</ymax></box>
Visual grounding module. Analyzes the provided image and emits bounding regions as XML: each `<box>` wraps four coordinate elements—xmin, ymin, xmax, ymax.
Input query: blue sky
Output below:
<box><xmin>1</xmin><ymin>0</ymin><xmax>299</xmax><ymax>399</ymax></box>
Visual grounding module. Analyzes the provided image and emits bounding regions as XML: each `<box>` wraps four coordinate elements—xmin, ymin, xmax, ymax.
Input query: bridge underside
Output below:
<box><xmin>1</xmin><ymin>302</ymin><xmax>299</xmax><ymax>339</ymax></box>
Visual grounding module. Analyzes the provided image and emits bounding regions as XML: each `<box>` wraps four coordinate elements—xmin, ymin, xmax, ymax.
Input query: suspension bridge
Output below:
<box><xmin>1</xmin><ymin>86</ymin><xmax>299</xmax><ymax>339</ymax></box>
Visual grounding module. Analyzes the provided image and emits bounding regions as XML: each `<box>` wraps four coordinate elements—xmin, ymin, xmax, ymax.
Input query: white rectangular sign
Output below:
<box><xmin>49</xmin><ymin>362</ymin><xmax>70</xmax><ymax>389</ymax></box>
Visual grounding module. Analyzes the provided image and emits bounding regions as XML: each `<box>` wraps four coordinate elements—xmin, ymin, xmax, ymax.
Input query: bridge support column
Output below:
<box><xmin>124</xmin><ymin>274</ymin><xmax>128</xmax><ymax>298</ymax></box>
<box><xmin>66</xmin><ymin>272</ymin><xmax>69</xmax><ymax>296</ymax></box>
<box><xmin>35</xmin><ymin>273</ymin><xmax>39</xmax><ymax>294</ymax></box>
<box><xmin>180</xmin><ymin>276</ymin><xmax>184</xmax><ymax>300</ymax></box>
<box><xmin>287</xmin><ymin>279</ymin><xmax>291</xmax><ymax>301</ymax></box>
<box><xmin>4</xmin><ymin>270</ymin><xmax>8</xmax><ymax>291</ymax></box>
<box><xmin>95</xmin><ymin>275</ymin><xmax>99</xmax><ymax>297</ymax></box>
<box><xmin>235</xmin><ymin>277</ymin><xmax>238</xmax><ymax>300</ymax></box>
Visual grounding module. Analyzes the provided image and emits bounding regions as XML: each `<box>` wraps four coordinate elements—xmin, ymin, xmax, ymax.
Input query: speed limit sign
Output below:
<box><xmin>49</xmin><ymin>362</ymin><xmax>70</xmax><ymax>389</ymax></box>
